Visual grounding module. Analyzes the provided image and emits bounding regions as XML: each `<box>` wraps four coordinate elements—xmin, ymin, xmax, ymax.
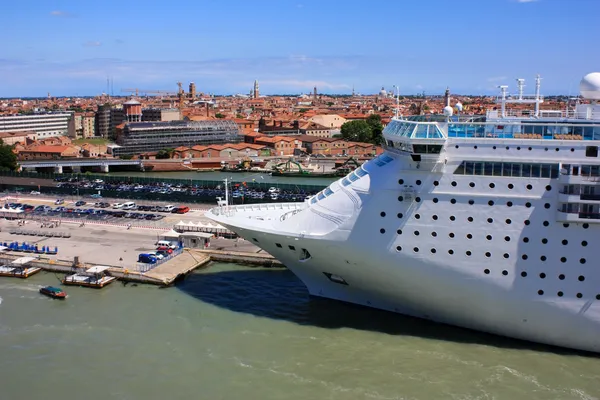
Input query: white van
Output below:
<box><xmin>163</xmin><ymin>205</ymin><xmax>175</xmax><ymax>212</ymax></box>
<box><xmin>122</xmin><ymin>202</ymin><xmax>136</xmax><ymax>210</ymax></box>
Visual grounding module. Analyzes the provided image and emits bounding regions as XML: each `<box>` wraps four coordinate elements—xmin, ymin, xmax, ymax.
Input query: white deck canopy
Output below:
<box><xmin>11</xmin><ymin>257</ymin><xmax>36</xmax><ymax>266</ymax></box>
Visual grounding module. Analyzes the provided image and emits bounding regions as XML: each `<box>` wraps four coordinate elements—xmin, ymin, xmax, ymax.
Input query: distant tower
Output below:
<box><xmin>189</xmin><ymin>82</ymin><xmax>196</xmax><ymax>99</ymax></box>
<box><xmin>313</xmin><ymin>86</ymin><xmax>317</xmax><ymax>100</ymax></box>
<box><xmin>123</xmin><ymin>98</ymin><xmax>142</xmax><ymax>122</ymax></box>
<box><xmin>253</xmin><ymin>80</ymin><xmax>260</xmax><ymax>99</ymax></box>
<box><xmin>444</xmin><ymin>87</ymin><xmax>450</xmax><ymax>107</ymax></box>
<box><xmin>352</xmin><ymin>85</ymin><xmax>355</xmax><ymax>97</ymax></box>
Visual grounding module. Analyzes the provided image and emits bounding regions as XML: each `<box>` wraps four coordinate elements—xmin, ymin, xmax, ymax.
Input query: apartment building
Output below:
<box><xmin>0</xmin><ymin>112</ymin><xmax>75</xmax><ymax>140</ymax></box>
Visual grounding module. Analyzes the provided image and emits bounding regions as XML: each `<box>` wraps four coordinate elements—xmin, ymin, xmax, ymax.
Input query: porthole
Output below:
<box><xmin>544</xmin><ymin>147</ymin><xmax>548</xmax><ymax>151</ymax></box>
<box><xmin>570</xmin><ymin>148</ymin><xmax>574</xmax><ymax>152</ymax></box>
<box><xmin>524</xmin><ymin>220</ymin><xmax>530</xmax><ymax>226</ymax></box>
<box><xmin>396</xmin><ymin>246</ymin><xmax>402</xmax><ymax>252</ymax></box>
<box><xmin>544</xmin><ymin>203</ymin><xmax>550</xmax><ymax>209</ymax></box>
<box><xmin>528</xmin><ymin>147</ymin><xmax>532</xmax><ymax>151</ymax></box>
<box><xmin>415</xmin><ymin>214</ymin><xmax>421</xmax><ymax>219</ymax></box>
<box><xmin>517</xmin><ymin>146</ymin><xmax>521</xmax><ymax>150</ymax></box>
<box><xmin>448</xmin><ymin>249</ymin><xmax>454</xmax><ymax>254</ymax></box>
<box><xmin>416</xmin><ymin>180</ymin><xmax>422</xmax><ymax>186</ymax></box>
<box><xmin>545</xmin><ymin>185</ymin><xmax>552</xmax><ymax>191</ymax></box>
<box><xmin>450</xmin><ymin>198</ymin><xmax>456</xmax><ymax>204</ymax></box>
<box><xmin>563</xmin><ymin>223</ymin><xmax>569</xmax><ymax>228</ymax></box>
<box><xmin>466</xmin><ymin>250</ymin><xmax>472</xmax><ymax>256</ymax></box>
<box><xmin>596</xmin><ymin>295</ymin><xmax>600</xmax><ymax>300</ymax></box>
<box><xmin>538</xmin><ymin>290</ymin><xmax>544</xmax><ymax>295</ymax></box>
<box><xmin>525</xmin><ymin>202</ymin><xmax>531</xmax><ymax>208</ymax></box>
<box><xmin>583</xmin><ymin>223</ymin><xmax>589</xmax><ymax>229</ymax></box>
<box><xmin>493</xmin><ymin>146</ymin><xmax>497</xmax><ymax>149</ymax></box>
<box><xmin>413</xmin><ymin>247</ymin><xmax>419</xmax><ymax>253</ymax></box>
<box><xmin>414</xmin><ymin>230</ymin><xmax>420</xmax><ymax>236</ymax></box>
<box><xmin>431</xmin><ymin>231</ymin><xmax>437</xmax><ymax>237</ymax></box>
<box><xmin>449</xmin><ymin>232</ymin><xmax>455</xmax><ymax>238</ymax></box>
<box><xmin>398</xmin><ymin>179</ymin><xmax>404</xmax><ymax>185</ymax></box>
<box><xmin>488</xmin><ymin>200</ymin><xmax>494</xmax><ymax>206</ymax></box>
<box><xmin>506</xmin><ymin>146</ymin><xmax>510</xmax><ymax>150</ymax></box>
<box><xmin>431</xmin><ymin>248</ymin><xmax>437</xmax><ymax>254</ymax></box>
<box><xmin>415</xmin><ymin>197</ymin><xmax>421</xmax><ymax>202</ymax></box>
<box><xmin>380</xmin><ymin>228</ymin><xmax>386</xmax><ymax>234</ymax></box>
<box><xmin>507</xmin><ymin>201</ymin><xmax>513</xmax><ymax>207</ymax></box>
<box><xmin>503</xmin><ymin>253</ymin><xmax>510</xmax><ymax>259</ymax></box>
<box><xmin>486</xmin><ymin>235</ymin><xmax>492</xmax><ymax>240</ymax></box>
<box><xmin>541</xmin><ymin>238</ymin><xmax>548</xmax><ymax>244</ymax></box>
<box><xmin>502</xmin><ymin>270</ymin><xmax>508</xmax><ymax>276</ymax></box>
<box><xmin>540</xmin><ymin>255</ymin><xmax>547</xmax><ymax>261</ymax></box>
<box><xmin>398</xmin><ymin>196</ymin><xmax>403</xmax><ymax>201</ymax></box>
<box><xmin>555</xmin><ymin>148</ymin><xmax>559</xmax><ymax>152</ymax></box>
<box><xmin>380</xmin><ymin>212</ymin><xmax>386</xmax><ymax>217</ymax></box>
<box><xmin>521</xmin><ymin>271</ymin><xmax>527</xmax><ymax>277</ymax></box>
<box><xmin>487</xmin><ymin>218</ymin><xmax>493</xmax><ymax>223</ymax></box>
<box><xmin>433</xmin><ymin>181</ymin><xmax>439</xmax><ymax>186</ymax></box>
<box><xmin>451</xmin><ymin>181</ymin><xmax>457</xmax><ymax>187</ymax></box>
<box><xmin>468</xmin><ymin>200</ymin><xmax>475</xmax><ymax>205</ymax></box>
<box><xmin>253</xmin><ymin>238</ymin><xmax>259</xmax><ymax>242</ymax></box>
<box><xmin>506</xmin><ymin>218</ymin><xmax>512</xmax><ymax>224</ymax></box>
<box><xmin>276</xmin><ymin>243</ymin><xmax>282</xmax><ymax>248</ymax></box>
<box><xmin>562</xmin><ymin>239</ymin><xmax>568</xmax><ymax>245</ymax></box>
<box><xmin>504</xmin><ymin>236</ymin><xmax>511</xmax><ymax>242</ymax></box>
<box><xmin>582</xmin><ymin>240</ymin><xmax>588</xmax><ymax>246</ymax></box>
<box><xmin>397</xmin><ymin>213</ymin><xmax>403</xmax><ymax>218</ymax></box>
<box><xmin>455</xmin><ymin>145</ymin><xmax>459</xmax><ymax>149</ymax></box>
<box><xmin>522</xmin><ymin>254</ymin><xmax>528</xmax><ymax>260</ymax></box>
<box><xmin>466</xmin><ymin>234</ymin><xmax>473</xmax><ymax>239</ymax></box>
<box><xmin>557</xmin><ymin>291</ymin><xmax>563</xmax><ymax>297</ymax></box>
<box><xmin>578</xmin><ymin>275</ymin><xmax>585</xmax><ymax>282</ymax></box>
<box><xmin>543</xmin><ymin>221</ymin><xmax>549</xmax><ymax>227</ymax></box>
<box><xmin>526</xmin><ymin>184</ymin><xmax>533</xmax><ymax>190</ymax></box>
<box><xmin>539</xmin><ymin>272</ymin><xmax>546</xmax><ymax>279</ymax></box>
<box><xmin>508</xmin><ymin>183</ymin><xmax>514</xmax><ymax>189</ymax></box>
<box><xmin>467</xmin><ymin>217</ymin><xmax>473</xmax><ymax>222</ymax></box>
<box><xmin>560</xmin><ymin>257</ymin><xmax>567</xmax><ymax>263</ymax></box>
<box><xmin>577</xmin><ymin>293</ymin><xmax>583</xmax><ymax>299</ymax></box>
<box><xmin>469</xmin><ymin>182</ymin><xmax>475</xmax><ymax>188</ymax></box>
<box><xmin>432</xmin><ymin>198</ymin><xmax>438</xmax><ymax>203</ymax></box>
<box><xmin>474</xmin><ymin>145</ymin><xmax>478</xmax><ymax>149</ymax></box>
<box><xmin>432</xmin><ymin>215</ymin><xmax>438</xmax><ymax>221</ymax></box>
<box><xmin>523</xmin><ymin>237</ymin><xmax>529</xmax><ymax>243</ymax></box>
<box><xmin>484</xmin><ymin>269</ymin><xmax>490</xmax><ymax>274</ymax></box>
<box><xmin>489</xmin><ymin>183</ymin><xmax>495</xmax><ymax>189</ymax></box>
<box><xmin>397</xmin><ymin>229</ymin><xmax>402</xmax><ymax>235</ymax></box>
<box><xmin>485</xmin><ymin>252</ymin><xmax>491</xmax><ymax>257</ymax></box>
<box><xmin>559</xmin><ymin>274</ymin><xmax>565</xmax><ymax>280</ymax></box>
<box><xmin>450</xmin><ymin>216</ymin><xmax>455</xmax><ymax>221</ymax></box>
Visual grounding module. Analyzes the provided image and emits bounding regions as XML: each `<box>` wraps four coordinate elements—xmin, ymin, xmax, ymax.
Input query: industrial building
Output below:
<box><xmin>113</xmin><ymin>119</ymin><xmax>241</xmax><ymax>156</ymax></box>
<box><xmin>0</xmin><ymin>112</ymin><xmax>75</xmax><ymax>139</ymax></box>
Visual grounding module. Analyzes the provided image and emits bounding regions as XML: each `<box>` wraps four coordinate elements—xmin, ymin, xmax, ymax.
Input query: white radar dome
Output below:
<box><xmin>455</xmin><ymin>102</ymin><xmax>463</xmax><ymax>112</ymax></box>
<box><xmin>579</xmin><ymin>72</ymin><xmax>600</xmax><ymax>100</ymax></box>
<box><xmin>443</xmin><ymin>105</ymin><xmax>454</xmax><ymax>116</ymax></box>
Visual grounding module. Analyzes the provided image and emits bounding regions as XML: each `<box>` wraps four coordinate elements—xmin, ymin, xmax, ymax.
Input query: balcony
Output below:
<box><xmin>556</xmin><ymin>210</ymin><xmax>600</xmax><ymax>223</ymax></box>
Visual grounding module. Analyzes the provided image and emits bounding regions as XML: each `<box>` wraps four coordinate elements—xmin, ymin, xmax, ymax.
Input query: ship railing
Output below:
<box><xmin>557</xmin><ymin>209</ymin><xmax>600</xmax><ymax>220</ymax></box>
<box><xmin>280</xmin><ymin>208</ymin><xmax>303</xmax><ymax>221</ymax></box>
<box><xmin>211</xmin><ymin>202</ymin><xmax>305</xmax><ymax>217</ymax></box>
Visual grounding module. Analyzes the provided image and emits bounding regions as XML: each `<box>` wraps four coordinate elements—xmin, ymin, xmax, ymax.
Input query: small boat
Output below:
<box><xmin>39</xmin><ymin>286</ymin><xmax>67</xmax><ymax>299</ymax></box>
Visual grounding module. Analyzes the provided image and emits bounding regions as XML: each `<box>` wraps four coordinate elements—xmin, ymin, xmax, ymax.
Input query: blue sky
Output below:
<box><xmin>1</xmin><ymin>0</ymin><xmax>598</xmax><ymax>97</ymax></box>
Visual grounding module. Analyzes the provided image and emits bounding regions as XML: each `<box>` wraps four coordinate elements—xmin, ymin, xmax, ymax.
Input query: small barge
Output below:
<box><xmin>63</xmin><ymin>266</ymin><xmax>116</xmax><ymax>288</ymax></box>
<box><xmin>0</xmin><ymin>256</ymin><xmax>42</xmax><ymax>278</ymax></box>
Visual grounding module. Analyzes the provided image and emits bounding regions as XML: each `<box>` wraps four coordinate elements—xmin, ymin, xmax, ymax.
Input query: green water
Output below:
<box><xmin>1</xmin><ymin>263</ymin><xmax>599</xmax><ymax>400</ymax></box>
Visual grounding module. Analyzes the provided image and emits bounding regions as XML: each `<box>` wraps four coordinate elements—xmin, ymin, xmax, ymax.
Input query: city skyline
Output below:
<box><xmin>1</xmin><ymin>0</ymin><xmax>598</xmax><ymax>97</ymax></box>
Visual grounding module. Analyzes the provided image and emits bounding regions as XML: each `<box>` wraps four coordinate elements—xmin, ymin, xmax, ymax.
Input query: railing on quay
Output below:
<box><xmin>136</xmin><ymin>247</ymin><xmax>184</xmax><ymax>273</ymax></box>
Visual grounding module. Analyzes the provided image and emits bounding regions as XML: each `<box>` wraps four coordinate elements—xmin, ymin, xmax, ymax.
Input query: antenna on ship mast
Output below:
<box><xmin>498</xmin><ymin>85</ymin><xmax>508</xmax><ymax>118</ymax></box>
<box><xmin>534</xmin><ymin>74</ymin><xmax>542</xmax><ymax>117</ymax></box>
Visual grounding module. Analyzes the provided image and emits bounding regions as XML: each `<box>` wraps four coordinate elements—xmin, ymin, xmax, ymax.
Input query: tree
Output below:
<box><xmin>156</xmin><ymin>150</ymin><xmax>170</xmax><ymax>159</ymax></box>
<box><xmin>340</xmin><ymin>120</ymin><xmax>372</xmax><ymax>143</ymax></box>
<box><xmin>0</xmin><ymin>141</ymin><xmax>17</xmax><ymax>171</ymax></box>
<box><xmin>327</xmin><ymin>102</ymin><xmax>334</xmax><ymax>106</ymax></box>
<box><xmin>366</xmin><ymin>114</ymin><xmax>384</xmax><ymax>144</ymax></box>
<box><xmin>215</xmin><ymin>113</ymin><xmax>225</xmax><ymax>118</ymax></box>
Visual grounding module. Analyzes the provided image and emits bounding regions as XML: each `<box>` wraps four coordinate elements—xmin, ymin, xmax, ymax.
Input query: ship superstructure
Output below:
<box><xmin>207</xmin><ymin>73</ymin><xmax>600</xmax><ymax>353</ymax></box>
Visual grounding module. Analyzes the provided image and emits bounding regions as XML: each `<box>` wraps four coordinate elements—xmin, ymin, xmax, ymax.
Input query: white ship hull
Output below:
<box><xmin>208</xmin><ymin>90</ymin><xmax>600</xmax><ymax>353</ymax></box>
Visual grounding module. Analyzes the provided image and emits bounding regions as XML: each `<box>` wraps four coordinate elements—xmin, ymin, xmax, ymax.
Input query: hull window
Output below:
<box><xmin>300</xmin><ymin>248</ymin><xmax>312</xmax><ymax>261</ymax></box>
<box><xmin>323</xmin><ymin>272</ymin><xmax>348</xmax><ymax>285</ymax></box>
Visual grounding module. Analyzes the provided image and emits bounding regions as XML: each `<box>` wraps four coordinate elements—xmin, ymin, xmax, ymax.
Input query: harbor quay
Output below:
<box><xmin>0</xmin><ymin>210</ymin><xmax>283</xmax><ymax>287</ymax></box>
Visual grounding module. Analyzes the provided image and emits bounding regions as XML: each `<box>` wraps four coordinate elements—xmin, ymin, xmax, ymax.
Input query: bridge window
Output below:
<box><xmin>454</xmin><ymin>161</ymin><xmax>559</xmax><ymax>178</ymax></box>
<box><xmin>586</xmin><ymin>146</ymin><xmax>598</xmax><ymax>157</ymax></box>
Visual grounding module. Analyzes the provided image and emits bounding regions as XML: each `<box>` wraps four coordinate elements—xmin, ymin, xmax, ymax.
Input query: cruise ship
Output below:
<box><xmin>207</xmin><ymin>73</ymin><xmax>600</xmax><ymax>353</ymax></box>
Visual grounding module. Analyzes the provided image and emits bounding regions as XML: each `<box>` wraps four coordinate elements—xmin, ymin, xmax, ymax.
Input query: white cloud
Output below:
<box><xmin>50</xmin><ymin>10</ymin><xmax>74</xmax><ymax>17</ymax></box>
<box><xmin>82</xmin><ymin>41</ymin><xmax>102</xmax><ymax>47</ymax></box>
<box><xmin>516</xmin><ymin>0</ymin><xmax>539</xmax><ymax>3</ymax></box>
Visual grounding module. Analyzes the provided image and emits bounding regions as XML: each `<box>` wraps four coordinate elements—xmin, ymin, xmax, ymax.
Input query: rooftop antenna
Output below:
<box><xmin>516</xmin><ymin>78</ymin><xmax>525</xmax><ymax>100</ymax></box>
<box><xmin>498</xmin><ymin>85</ymin><xmax>508</xmax><ymax>118</ymax></box>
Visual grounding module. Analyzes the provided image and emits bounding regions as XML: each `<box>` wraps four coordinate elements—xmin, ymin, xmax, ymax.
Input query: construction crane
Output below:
<box><xmin>121</xmin><ymin>88</ymin><xmax>177</xmax><ymax>97</ymax></box>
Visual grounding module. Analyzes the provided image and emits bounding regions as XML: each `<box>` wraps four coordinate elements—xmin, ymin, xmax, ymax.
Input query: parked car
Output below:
<box><xmin>163</xmin><ymin>205</ymin><xmax>175</xmax><ymax>212</ymax></box>
<box><xmin>90</xmin><ymin>193</ymin><xmax>102</xmax><ymax>199</ymax></box>
<box><xmin>138</xmin><ymin>253</ymin><xmax>157</xmax><ymax>264</ymax></box>
<box><xmin>146</xmin><ymin>251</ymin><xmax>164</xmax><ymax>260</ymax></box>
<box><xmin>55</xmin><ymin>199</ymin><xmax>65</xmax><ymax>205</ymax></box>
<box><xmin>112</xmin><ymin>203</ymin><xmax>124</xmax><ymax>209</ymax></box>
<box><xmin>156</xmin><ymin>246</ymin><xmax>174</xmax><ymax>254</ymax></box>
<box><xmin>172</xmin><ymin>206</ymin><xmax>190</xmax><ymax>214</ymax></box>
<box><xmin>75</xmin><ymin>200</ymin><xmax>86</xmax><ymax>207</ymax></box>
<box><xmin>30</xmin><ymin>191</ymin><xmax>41</xmax><ymax>195</ymax></box>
